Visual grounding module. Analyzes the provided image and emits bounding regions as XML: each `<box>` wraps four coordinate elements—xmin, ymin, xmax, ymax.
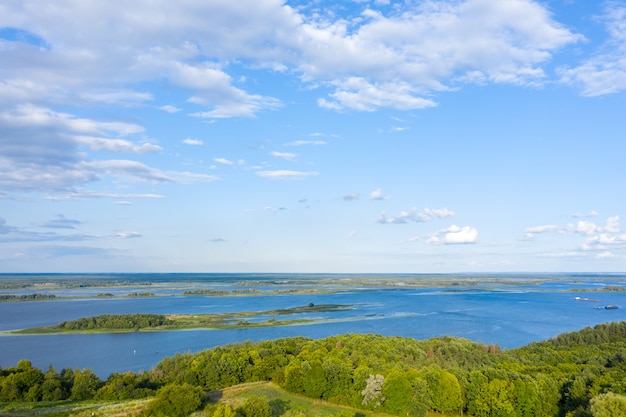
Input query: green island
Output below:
<box><xmin>2</xmin><ymin>322</ymin><xmax>626</xmax><ymax>416</ymax></box>
<box><xmin>10</xmin><ymin>304</ymin><xmax>355</xmax><ymax>334</ymax></box>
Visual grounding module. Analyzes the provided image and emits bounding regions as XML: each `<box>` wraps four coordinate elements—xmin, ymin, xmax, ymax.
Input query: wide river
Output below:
<box><xmin>1</xmin><ymin>273</ymin><xmax>625</xmax><ymax>378</ymax></box>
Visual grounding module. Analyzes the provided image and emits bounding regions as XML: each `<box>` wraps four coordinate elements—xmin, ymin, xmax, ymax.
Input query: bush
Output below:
<box><xmin>146</xmin><ymin>383</ymin><xmax>204</xmax><ymax>417</ymax></box>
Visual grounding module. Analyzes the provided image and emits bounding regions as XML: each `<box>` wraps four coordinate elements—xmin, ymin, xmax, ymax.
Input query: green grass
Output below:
<box><xmin>0</xmin><ymin>399</ymin><xmax>149</xmax><ymax>417</ymax></box>
<box><xmin>205</xmin><ymin>381</ymin><xmax>396</xmax><ymax>417</ymax></box>
<box><xmin>0</xmin><ymin>383</ymin><xmax>467</xmax><ymax>417</ymax></box>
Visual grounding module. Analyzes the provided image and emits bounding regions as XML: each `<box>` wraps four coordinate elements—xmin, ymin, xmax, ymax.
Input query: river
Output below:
<box><xmin>1</xmin><ymin>273</ymin><xmax>624</xmax><ymax>377</ymax></box>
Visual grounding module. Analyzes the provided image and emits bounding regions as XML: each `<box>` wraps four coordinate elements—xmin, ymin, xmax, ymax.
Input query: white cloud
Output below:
<box><xmin>525</xmin><ymin>224</ymin><xmax>560</xmax><ymax>234</ymax></box>
<box><xmin>256</xmin><ymin>170</ymin><xmax>319</xmax><ymax>179</ymax></box>
<box><xmin>285</xmin><ymin>140</ymin><xmax>328</xmax><ymax>146</ymax></box>
<box><xmin>559</xmin><ymin>5</ymin><xmax>626</xmax><ymax>96</ymax></box>
<box><xmin>183</xmin><ymin>138</ymin><xmax>203</xmax><ymax>146</ymax></box>
<box><xmin>568</xmin><ymin>220</ymin><xmax>602</xmax><ymax>235</ymax></box>
<box><xmin>370</xmin><ymin>188</ymin><xmax>390</xmax><ymax>200</ymax></box>
<box><xmin>378</xmin><ymin>207</ymin><xmax>455</xmax><ymax>224</ymax></box>
<box><xmin>0</xmin><ymin>104</ymin><xmax>210</xmax><ymax>193</ymax></box>
<box><xmin>428</xmin><ymin>224</ymin><xmax>479</xmax><ymax>245</ymax></box>
<box><xmin>160</xmin><ymin>105</ymin><xmax>181</xmax><ymax>113</ymax></box>
<box><xmin>271</xmin><ymin>151</ymin><xmax>297</xmax><ymax>160</ymax></box>
<box><xmin>116</xmin><ymin>231</ymin><xmax>142</xmax><ymax>239</ymax></box>
<box><xmin>318</xmin><ymin>78</ymin><xmax>437</xmax><ymax>111</ymax></box>
<box><xmin>214</xmin><ymin>158</ymin><xmax>235</xmax><ymax>165</ymax></box>
<box><xmin>0</xmin><ymin>0</ymin><xmax>582</xmax><ymax>119</ymax></box>
<box><xmin>47</xmin><ymin>190</ymin><xmax>165</xmax><ymax>200</ymax></box>
<box><xmin>88</xmin><ymin>160</ymin><xmax>217</xmax><ymax>184</ymax></box>
<box><xmin>301</xmin><ymin>0</ymin><xmax>580</xmax><ymax>110</ymax></box>
<box><xmin>604</xmin><ymin>215</ymin><xmax>620</xmax><ymax>233</ymax></box>
<box><xmin>74</xmin><ymin>136</ymin><xmax>162</xmax><ymax>154</ymax></box>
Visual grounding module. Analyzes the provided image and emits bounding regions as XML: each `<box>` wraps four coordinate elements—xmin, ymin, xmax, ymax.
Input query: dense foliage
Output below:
<box><xmin>1</xmin><ymin>322</ymin><xmax>626</xmax><ymax>416</ymax></box>
<box><xmin>55</xmin><ymin>314</ymin><xmax>173</xmax><ymax>330</ymax></box>
<box><xmin>0</xmin><ymin>294</ymin><xmax>57</xmax><ymax>302</ymax></box>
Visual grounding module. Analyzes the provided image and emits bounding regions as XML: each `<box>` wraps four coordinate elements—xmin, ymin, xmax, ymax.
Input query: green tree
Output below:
<box><xmin>239</xmin><ymin>395</ymin><xmax>271</xmax><ymax>417</ymax></box>
<box><xmin>0</xmin><ymin>360</ymin><xmax>44</xmax><ymax>402</ymax></box>
<box><xmin>283</xmin><ymin>361</ymin><xmax>304</xmax><ymax>394</ymax></box>
<box><xmin>41</xmin><ymin>366</ymin><xmax>64</xmax><ymax>401</ymax></box>
<box><xmin>146</xmin><ymin>383</ymin><xmax>204</xmax><ymax>417</ymax></box>
<box><xmin>382</xmin><ymin>368</ymin><xmax>413</xmax><ymax>415</ymax></box>
<box><xmin>302</xmin><ymin>361</ymin><xmax>326</xmax><ymax>399</ymax></box>
<box><xmin>70</xmin><ymin>368</ymin><xmax>103</xmax><ymax>400</ymax></box>
<box><xmin>421</xmin><ymin>366</ymin><xmax>463</xmax><ymax>413</ymax></box>
<box><xmin>590</xmin><ymin>392</ymin><xmax>626</xmax><ymax>417</ymax></box>
<box><xmin>472</xmin><ymin>379</ymin><xmax>516</xmax><ymax>417</ymax></box>
<box><xmin>212</xmin><ymin>403</ymin><xmax>235</xmax><ymax>417</ymax></box>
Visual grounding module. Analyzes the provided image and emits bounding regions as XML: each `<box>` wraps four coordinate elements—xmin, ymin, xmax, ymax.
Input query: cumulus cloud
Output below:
<box><xmin>428</xmin><ymin>225</ymin><xmax>479</xmax><ymax>245</ymax></box>
<box><xmin>370</xmin><ymin>188</ymin><xmax>390</xmax><ymax>200</ymax></box>
<box><xmin>318</xmin><ymin>78</ymin><xmax>437</xmax><ymax>111</ymax></box>
<box><xmin>524</xmin><ymin>215</ymin><xmax>625</xmax><ymax>260</ymax></box>
<box><xmin>378</xmin><ymin>207</ymin><xmax>455</xmax><ymax>224</ymax></box>
<box><xmin>525</xmin><ymin>216</ymin><xmax>621</xmax><ymax>239</ymax></box>
<box><xmin>0</xmin><ymin>0</ymin><xmax>581</xmax><ymax>117</ymax></box>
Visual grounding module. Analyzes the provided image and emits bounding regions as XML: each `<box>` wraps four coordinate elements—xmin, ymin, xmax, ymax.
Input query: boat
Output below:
<box><xmin>574</xmin><ymin>296</ymin><xmax>599</xmax><ymax>302</ymax></box>
<box><xmin>605</xmin><ymin>305</ymin><xmax>619</xmax><ymax>310</ymax></box>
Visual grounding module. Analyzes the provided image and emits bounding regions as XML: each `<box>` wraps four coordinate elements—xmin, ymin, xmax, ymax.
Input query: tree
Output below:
<box><xmin>472</xmin><ymin>379</ymin><xmax>516</xmax><ymax>417</ymax></box>
<box><xmin>146</xmin><ymin>383</ymin><xmax>204</xmax><ymax>417</ymax></box>
<box><xmin>212</xmin><ymin>403</ymin><xmax>235</xmax><ymax>417</ymax></box>
<box><xmin>590</xmin><ymin>392</ymin><xmax>626</xmax><ymax>417</ymax></box>
<box><xmin>70</xmin><ymin>369</ymin><xmax>103</xmax><ymax>400</ymax></box>
<box><xmin>239</xmin><ymin>395</ymin><xmax>271</xmax><ymax>417</ymax></box>
<box><xmin>41</xmin><ymin>366</ymin><xmax>64</xmax><ymax>401</ymax></box>
<box><xmin>382</xmin><ymin>368</ymin><xmax>413</xmax><ymax>415</ymax></box>
<box><xmin>420</xmin><ymin>366</ymin><xmax>463</xmax><ymax>413</ymax></box>
<box><xmin>361</xmin><ymin>374</ymin><xmax>385</xmax><ymax>408</ymax></box>
<box><xmin>302</xmin><ymin>360</ymin><xmax>326</xmax><ymax>399</ymax></box>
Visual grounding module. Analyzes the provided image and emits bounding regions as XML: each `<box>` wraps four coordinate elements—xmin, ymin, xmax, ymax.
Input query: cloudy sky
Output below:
<box><xmin>1</xmin><ymin>0</ymin><xmax>625</xmax><ymax>273</ymax></box>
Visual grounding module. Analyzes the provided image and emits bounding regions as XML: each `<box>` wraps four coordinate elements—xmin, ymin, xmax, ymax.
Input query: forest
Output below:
<box><xmin>1</xmin><ymin>321</ymin><xmax>626</xmax><ymax>417</ymax></box>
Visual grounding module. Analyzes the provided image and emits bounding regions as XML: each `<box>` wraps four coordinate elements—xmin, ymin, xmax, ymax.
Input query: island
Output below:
<box><xmin>10</xmin><ymin>303</ymin><xmax>355</xmax><ymax>334</ymax></box>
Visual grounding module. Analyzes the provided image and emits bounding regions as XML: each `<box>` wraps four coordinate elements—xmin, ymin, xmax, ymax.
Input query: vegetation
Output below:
<box><xmin>2</xmin><ymin>321</ymin><xmax>626</xmax><ymax>416</ymax></box>
<box><xmin>12</xmin><ymin>305</ymin><xmax>354</xmax><ymax>334</ymax></box>
<box><xmin>0</xmin><ymin>294</ymin><xmax>57</xmax><ymax>302</ymax></box>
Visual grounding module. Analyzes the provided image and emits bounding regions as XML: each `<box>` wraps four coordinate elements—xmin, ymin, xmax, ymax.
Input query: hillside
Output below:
<box><xmin>1</xmin><ymin>322</ymin><xmax>626</xmax><ymax>416</ymax></box>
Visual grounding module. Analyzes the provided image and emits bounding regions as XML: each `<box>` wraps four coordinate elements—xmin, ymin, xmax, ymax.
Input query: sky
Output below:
<box><xmin>0</xmin><ymin>0</ymin><xmax>625</xmax><ymax>273</ymax></box>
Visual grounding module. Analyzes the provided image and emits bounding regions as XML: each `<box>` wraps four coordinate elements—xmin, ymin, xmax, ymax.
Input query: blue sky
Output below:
<box><xmin>1</xmin><ymin>0</ymin><xmax>625</xmax><ymax>273</ymax></box>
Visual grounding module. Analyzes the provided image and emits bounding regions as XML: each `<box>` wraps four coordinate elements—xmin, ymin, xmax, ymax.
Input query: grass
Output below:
<box><xmin>0</xmin><ymin>383</ymin><xmax>467</xmax><ymax>417</ymax></box>
<box><xmin>0</xmin><ymin>399</ymin><xmax>149</xmax><ymax>417</ymax></box>
<box><xmin>205</xmin><ymin>381</ymin><xmax>397</xmax><ymax>417</ymax></box>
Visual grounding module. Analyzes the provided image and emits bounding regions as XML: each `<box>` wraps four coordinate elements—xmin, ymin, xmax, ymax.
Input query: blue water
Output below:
<box><xmin>0</xmin><ymin>274</ymin><xmax>625</xmax><ymax>377</ymax></box>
